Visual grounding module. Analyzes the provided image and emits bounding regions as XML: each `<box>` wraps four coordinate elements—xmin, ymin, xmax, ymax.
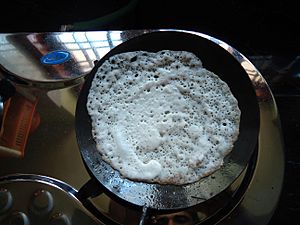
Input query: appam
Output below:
<box><xmin>87</xmin><ymin>50</ymin><xmax>241</xmax><ymax>185</ymax></box>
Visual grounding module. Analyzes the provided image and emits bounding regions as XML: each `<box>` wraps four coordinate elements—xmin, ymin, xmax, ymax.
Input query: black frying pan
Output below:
<box><xmin>75</xmin><ymin>30</ymin><xmax>260</xmax><ymax>211</ymax></box>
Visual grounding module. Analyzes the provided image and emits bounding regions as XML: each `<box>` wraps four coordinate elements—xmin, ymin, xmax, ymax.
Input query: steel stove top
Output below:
<box><xmin>0</xmin><ymin>30</ymin><xmax>284</xmax><ymax>225</ymax></box>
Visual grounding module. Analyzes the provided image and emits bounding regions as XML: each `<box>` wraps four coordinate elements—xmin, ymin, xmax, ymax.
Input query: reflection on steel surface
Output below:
<box><xmin>0</xmin><ymin>31</ymin><xmax>123</xmax><ymax>86</ymax></box>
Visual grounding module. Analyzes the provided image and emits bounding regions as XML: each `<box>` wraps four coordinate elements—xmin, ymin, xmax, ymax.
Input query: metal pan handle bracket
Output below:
<box><xmin>139</xmin><ymin>205</ymin><xmax>149</xmax><ymax>225</ymax></box>
<box><xmin>76</xmin><ymin>178</ymin><xmax>122</xmax><ymax>225</ymax></box>
<box><xmin>76</xmin><ymin>178</ymin><xmax>150</xmax><ymax>225</ymax></box>
<box><xmin>76</xmin><ymin>178</ymin><xmax>103</xmax><ymax>200</ymax></box>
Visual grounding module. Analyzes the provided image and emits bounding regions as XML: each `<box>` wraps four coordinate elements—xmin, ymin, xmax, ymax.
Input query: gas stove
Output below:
<box><xmin>0</xmin><ymin>30</ymin><xmax>285</xmax><ymax>225</ymax></box>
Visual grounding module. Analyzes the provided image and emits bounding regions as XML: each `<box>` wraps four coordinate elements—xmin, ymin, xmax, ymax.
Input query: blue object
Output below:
<box><xmin>41</xmin><ymin>50</ymin><xmax>71</xmax><ymax>65</ymax></box>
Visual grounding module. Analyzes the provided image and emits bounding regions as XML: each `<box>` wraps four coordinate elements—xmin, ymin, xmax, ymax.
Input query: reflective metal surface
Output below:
<box><xmin>0</xmin><ymin>31</ymin><xmax>124</xmax><ymax>88</ymax></box>
<box><xmin>0</xmin><ymin>30</ymin><xmax>284</xmax><ymax>225</ymax></box>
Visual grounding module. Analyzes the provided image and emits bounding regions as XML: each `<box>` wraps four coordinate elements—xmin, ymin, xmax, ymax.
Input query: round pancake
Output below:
<box><xmin>87</xmin><ymin>50</ymin><xmax>241</xmax><ymax>185</ymax></box>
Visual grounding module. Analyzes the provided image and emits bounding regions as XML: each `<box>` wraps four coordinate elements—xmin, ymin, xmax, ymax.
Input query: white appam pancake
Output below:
<box><xmin>87</xmin><ymin>50</ymin><xmax>241</xmax><ymax>185</ymax></box>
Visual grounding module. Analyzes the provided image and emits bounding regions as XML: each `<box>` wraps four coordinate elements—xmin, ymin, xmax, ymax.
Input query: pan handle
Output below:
<box><xmin>75</xmin><ymin>178</ymin><xmax>103</xmax><ymax>200</ymax></box>
<box><xmin>139</xmin><ymin>205</ymin><xmax>149</xmax><ymax>225</ymax></box>
<box><xmin>78</xmin><ymin>194</ymin><xmax>120</xmax><ymax>225</ymax></box>
<box><xmin>76</xmin><ymin>179</ymin><xmax>150</xmax><ymax>225</ymax></box>
<box><xmin>76</xmin><ymin>178</ymin><xmax>121</xmax><ymax>225</ymax></box>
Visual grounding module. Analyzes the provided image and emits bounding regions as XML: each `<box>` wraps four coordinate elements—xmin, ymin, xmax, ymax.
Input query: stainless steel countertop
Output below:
<box><xmin>0</xmin><ymin>30</ymin><xmax>285</xmax><ymax>225</ymax></box>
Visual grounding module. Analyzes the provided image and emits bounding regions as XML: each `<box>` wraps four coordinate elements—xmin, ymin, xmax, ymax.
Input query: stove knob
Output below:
<box><xmin>7</xmin><ymin>211</ymin><xmax>30</xmax><ymax>225</ymax></box>
<box><xmin>0</xmin><ymin>188</ymin><xmax>13</xmax><ymax>214</ymax></box>
<box><xmin>49</xmin><ymin>213</ymin><xmax>71</xmax><ymax>225</ymax></box>
<box><xmin>30</xmin><ymin>189</ymin><xmax>53</xmax><ymax>215</ymax></box>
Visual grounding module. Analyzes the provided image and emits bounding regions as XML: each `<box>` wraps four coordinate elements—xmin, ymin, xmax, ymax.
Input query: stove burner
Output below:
<box><xmin>78</xmin><ymin>145</ymin><xmax>257</xmax><ymax>225</ymax></box>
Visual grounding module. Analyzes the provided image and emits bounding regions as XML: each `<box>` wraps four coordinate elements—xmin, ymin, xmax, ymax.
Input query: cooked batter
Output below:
<box><xmin>87</xmin><ymin>50</ymin><xmax>240</xmax><ymax>185</ymax></box>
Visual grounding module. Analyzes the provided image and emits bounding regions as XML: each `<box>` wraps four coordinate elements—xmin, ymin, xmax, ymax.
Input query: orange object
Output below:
<box><xmin>0</xmin><ymin>93</ymin><xmax>39</xmax><ymax>158</ymax></box>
